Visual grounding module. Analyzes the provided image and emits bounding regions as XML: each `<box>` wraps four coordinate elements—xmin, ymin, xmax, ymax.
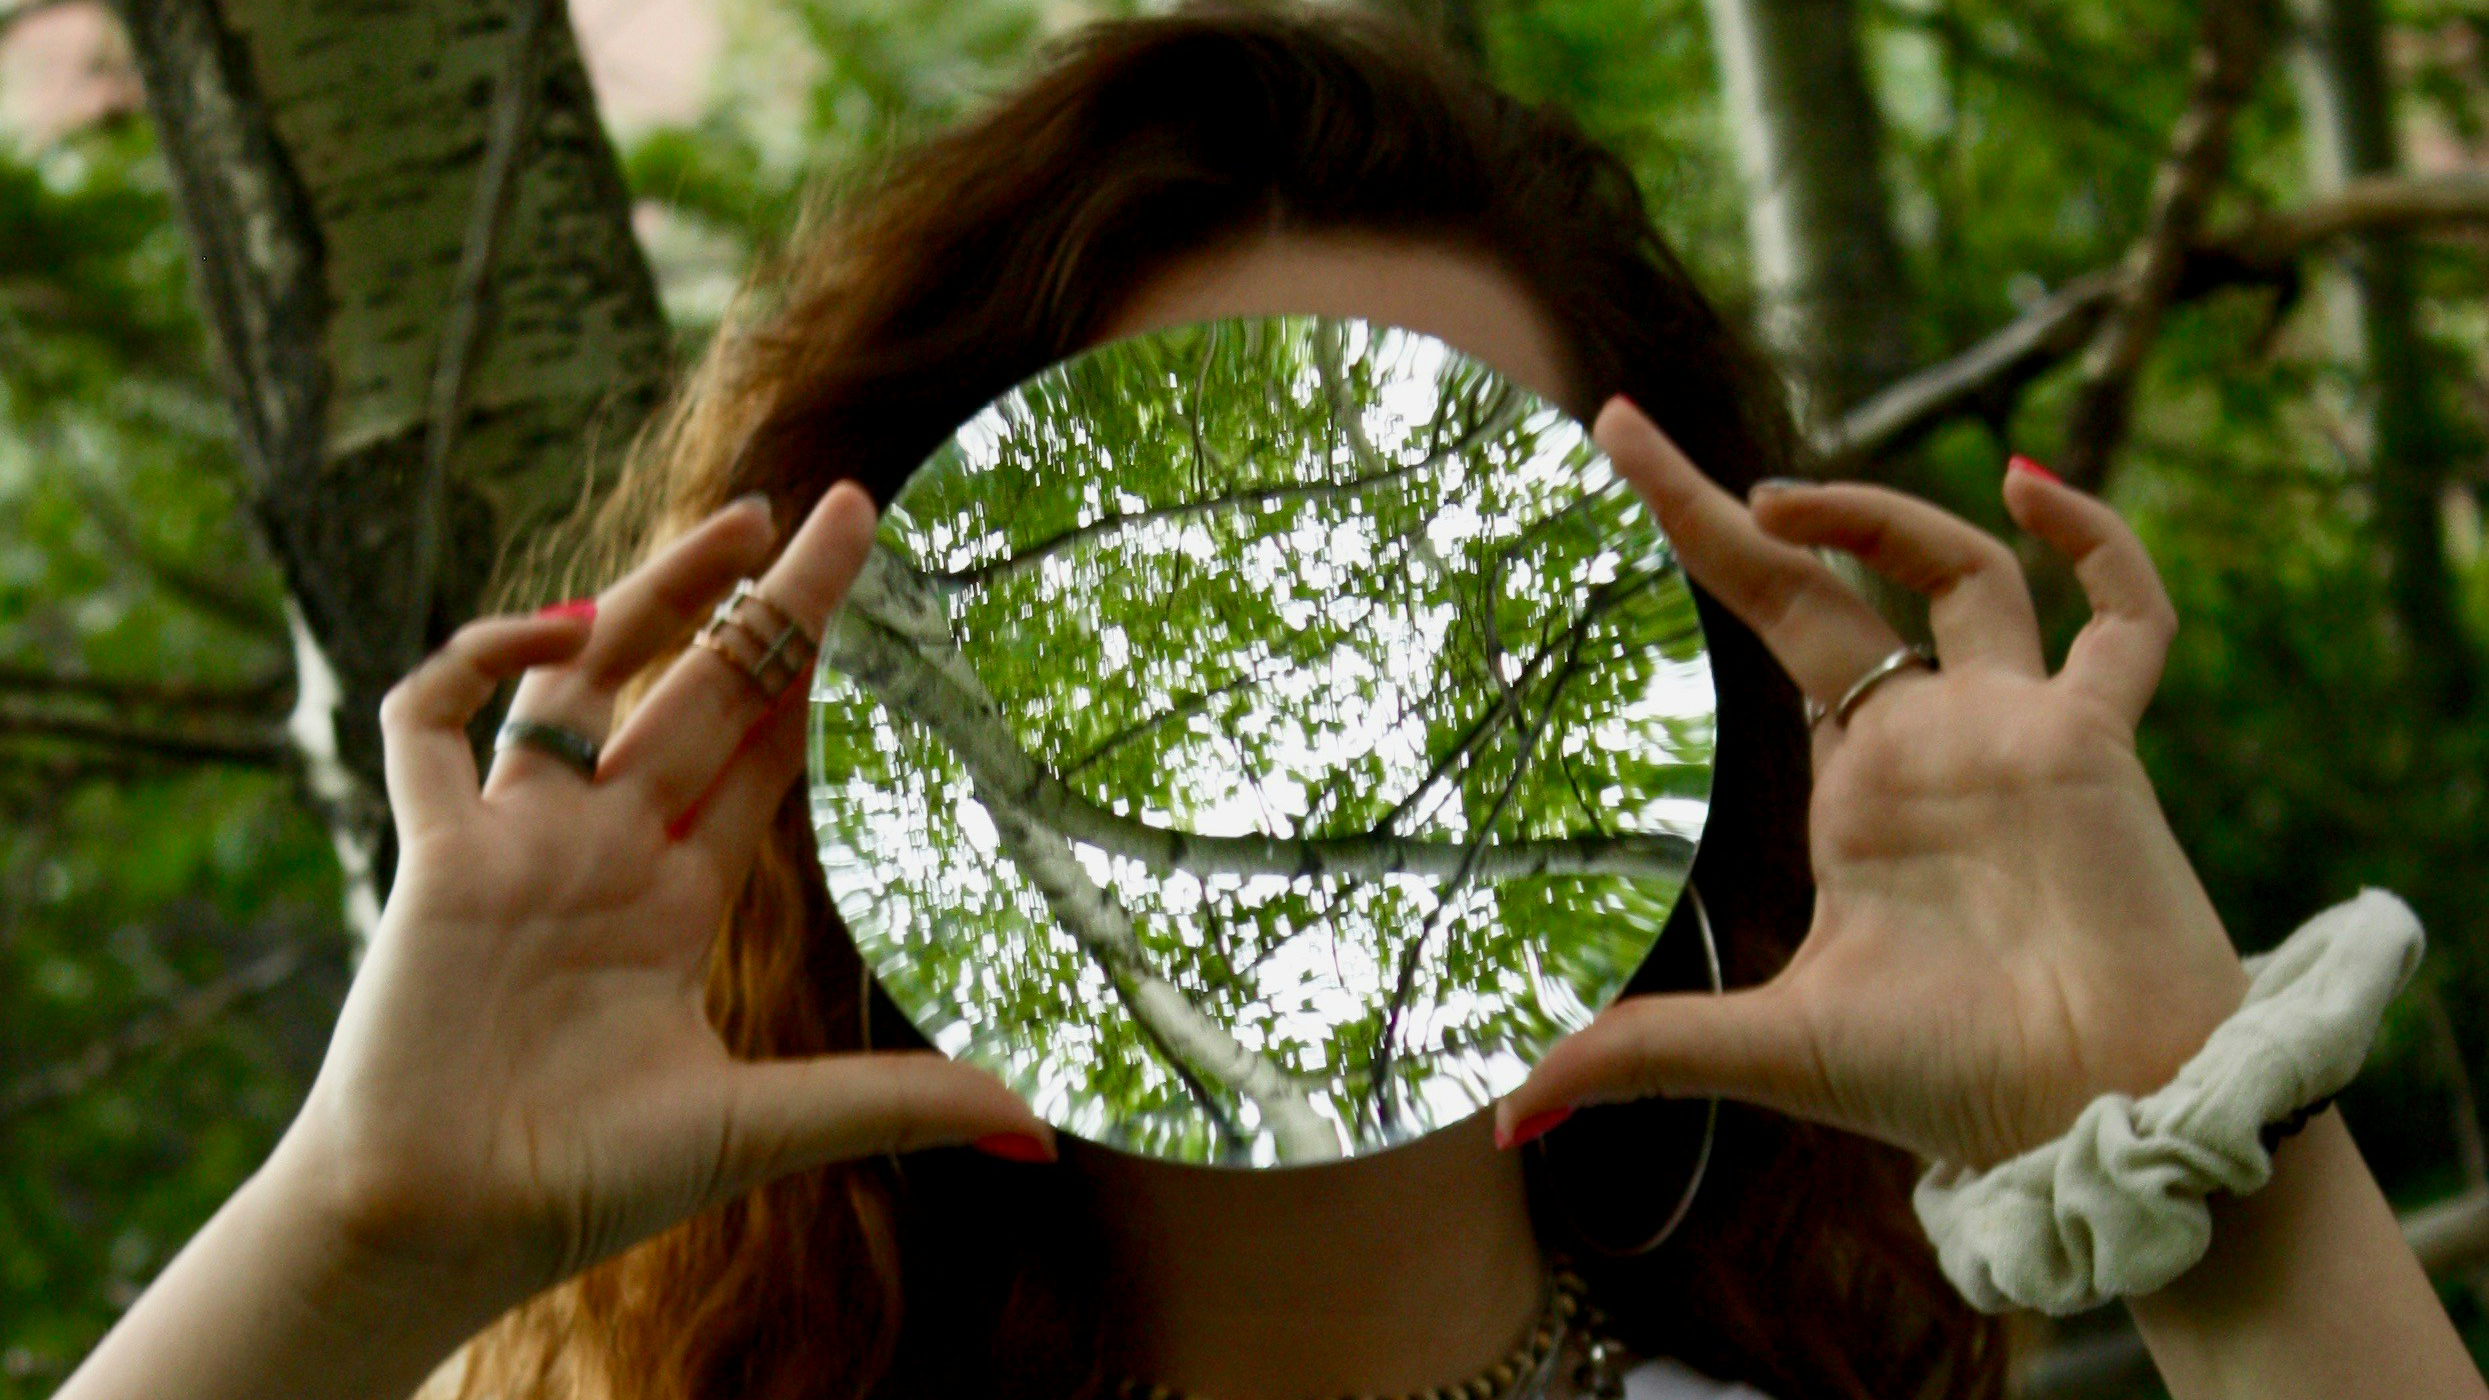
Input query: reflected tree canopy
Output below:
<box><xmin>810</xmin><ymin>316</ymin><xmax>1715</xmax><ymax>1166</ymax></box>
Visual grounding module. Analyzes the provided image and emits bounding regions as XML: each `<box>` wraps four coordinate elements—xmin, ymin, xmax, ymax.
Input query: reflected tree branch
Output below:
<box><xmin>973</xmin><ymin>784</ymin><xmax>1340</xmax><ymax>1162</ymax></box>
<box><xmin>932</xmin><ymin>335</ymin><xmax>1527</xmax><ymax>591</ymax></box>
<box><xmin>1185</xmin><ymin>322</ymin><xmax>1227</xmax><ymax>493</ymax></box>
<box><xmin>1369</xmin><ymin>569</ymin><xmax>1616</xmax><ymax>1125</ymax></box>
<box><xmin>1058</xmin><ymin>669</ymin><xmax>1270</xmax><ymax>779</ymax></box>
<box><xmin>830</xmin><ymin>552</ymin><xmax>1696</xmax><ymax>886</ymax></box>
<box><xmin>1379</xmin><ymin>557</ymin><xmax>1677</xmax><ymax>838</ymax></box>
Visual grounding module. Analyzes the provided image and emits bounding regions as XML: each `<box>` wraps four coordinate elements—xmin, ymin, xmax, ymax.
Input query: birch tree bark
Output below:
<box><xmin>2287</xmin><ymin>0</ymin><xmax>2476</xmax><ymax>715</ymax></box>
<box><xmin>114</xmin><ymin>0</ymin><xmax>670</xmax><ymax>931</ymax></box>
<box><xmin>1700</xmin><ymin>0</ymin><xmax>1914</xmax><ymax>431</ymax></box>
<box><xmin>976</xmin><ymin>787</ymin><xmax>1343</xmax><ymax>1163</ymax></box>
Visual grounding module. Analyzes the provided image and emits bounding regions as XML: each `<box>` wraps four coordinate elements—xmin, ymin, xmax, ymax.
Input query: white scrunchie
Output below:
<box><xmin>1912</xmin><ymin>888</ymin><xmax>2424</xmax><ymax>1316</ymax></box>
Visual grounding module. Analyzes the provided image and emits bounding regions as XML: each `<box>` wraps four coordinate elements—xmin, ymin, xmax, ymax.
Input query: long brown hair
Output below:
<box><xmin>461</xmin><ymin>7</ymin><xmax>2005</xmax><ymax>1398</ymax></box>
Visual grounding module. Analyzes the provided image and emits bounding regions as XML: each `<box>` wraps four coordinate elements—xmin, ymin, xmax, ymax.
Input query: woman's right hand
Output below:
<box><xmin>267</xmin><ymin>483</ymin><xmax>1052</xmax><ymax>1312</ymax></box>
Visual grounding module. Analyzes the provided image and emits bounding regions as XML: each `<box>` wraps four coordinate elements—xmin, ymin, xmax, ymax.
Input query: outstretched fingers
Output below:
<box><xmin>2002</xmin><ymin>462</ymin><xmax>2178</xmax><ymax>727</ymax></box>
<box><xmin>381</xmin><ymin>612</ymin><xmax>595</xmax><ymax>832</ymax></box>
<box><xmin>1494</xmin><ymin>985</ymin><xmax>1814</xmax><ymax>1144</ymax></box>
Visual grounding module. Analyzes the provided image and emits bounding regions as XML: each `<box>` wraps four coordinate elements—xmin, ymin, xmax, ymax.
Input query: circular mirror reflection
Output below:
<box><xmin>809</xmin><ymin>316</ymin><xmax>1715</xmax><ymax>1167</ymax></box>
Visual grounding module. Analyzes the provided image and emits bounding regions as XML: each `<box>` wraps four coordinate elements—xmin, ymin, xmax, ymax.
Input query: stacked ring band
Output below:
<box><xmin>495</xmin><ymin>717</ymin><xmax>601</xmax><ymax>779</ymax></box>
<box><xmin>694</xmin><ymin>579</ymin><xmax>819</xmax><ymax>700</ymax></box>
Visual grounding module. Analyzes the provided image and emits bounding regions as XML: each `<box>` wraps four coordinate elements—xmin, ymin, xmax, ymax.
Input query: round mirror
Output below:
<box><xmin>809</xmin><ymin>316</ymin><xmax>1714</xmax><ymax>1167</ymax></box>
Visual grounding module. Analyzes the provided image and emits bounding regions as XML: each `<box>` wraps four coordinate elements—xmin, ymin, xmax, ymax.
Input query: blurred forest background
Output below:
<box><xmin>1</xmin><ymin>0</ymin><xmax>2485</xmax><ymax>1394</ymax></box>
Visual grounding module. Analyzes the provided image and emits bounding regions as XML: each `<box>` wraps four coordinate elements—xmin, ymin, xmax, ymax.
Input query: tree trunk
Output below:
<box><xmin>114</xmin><ymin>0</ymin><xmax>671</xmax><ymax>932</ymax></box>
<box><xmin>2287</xmin><ymin>0</ymin><xmax>2475</xmax><ymax>716</ymax></box>
<box><xmin>1700</xmin><ymin>0</ymin><xmax>1914</xmax><ymax>431</ymax></box>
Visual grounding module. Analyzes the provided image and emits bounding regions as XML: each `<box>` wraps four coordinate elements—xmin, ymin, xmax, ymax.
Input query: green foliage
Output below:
<box><xmin>0</xmin><ymin>125</ymin><xmax>337</xmax><ymax>1395</ymax></box>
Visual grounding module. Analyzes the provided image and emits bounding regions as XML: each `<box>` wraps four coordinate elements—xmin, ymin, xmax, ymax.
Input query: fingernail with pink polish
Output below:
<box><xmin>2007</xmin><ymin>454</ymin><xmax>2062</xmax><ymax>484</ymax></box>
<box><xmin>972</xmin><ymin>1132</ymin><xmax>1057</xmax><ymax>1164</ymax></box>
<box><xmin>1496</xmin><ymin>1105</ymin><xmax>1573</xmax><ymax>1151</ymax></box>
<box><xmin>538</xmin><ymin>598</ymin><xmax>596</xmax><ymax>622</ymax></box>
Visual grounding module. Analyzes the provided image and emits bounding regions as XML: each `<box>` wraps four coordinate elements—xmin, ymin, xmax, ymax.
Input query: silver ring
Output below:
<box><xmin>494</xmin><ymin>717</ymin><xmax>600</xmax><ymax>778</ymax></box>
<box><xmin>1806</xmin><ymin>643</ymin><xmax>1936</xmax><ymax>728</ymax></box>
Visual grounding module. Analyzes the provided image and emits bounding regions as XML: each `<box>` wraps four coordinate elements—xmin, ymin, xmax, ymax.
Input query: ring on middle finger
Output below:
<box><xmin>694</xmin><ymin>578</ymin><xmax>818</xmax><ymax>700</ymax></box>
<box><xmin>495</xmin><ymin>716</ymin><xmax>603</xmax><ymax>779</ymax></box>
<box><xmin>1808</xmin><ymin>643</ymin><xmax>1936</xmax><ymax>728</ymax></box>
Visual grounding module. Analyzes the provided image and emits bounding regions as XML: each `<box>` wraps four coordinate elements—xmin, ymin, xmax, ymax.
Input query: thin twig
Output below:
<box><xmin>0</xmin><ymin>662</ymin><xmax>290</xmax><ymax>713</ymax></box>
<box><xmin>934</xmin><ymin>376</ymin><xmax>1524</xmax><ymax>591</ymax></box>
<box><xmin>2055</xmin><ymin>0</ymin><xmax>2275</xmax><ymax>490</ymax></box>
<box><xmin>2421</xmin><ymin>987</ymin><xmax>2489</xmax><ymax>1191</ymax></box>
<box><xmin>1</xmin><ymin>942</ymin><xmax>309</xmax><ymax>1121</ymax></box>
<box><xmin>1816</xmin><ymin>171</ymin><xmax>2489</xmax><ymax>466</ymax></box>
<box><xmin>0</xmin><ymin>703</ymin><xmax>289</xmax><ymax>766</ymax></box>
<box><xmin>64</xmin><ymin>475</ymin><xmax>287</xmax><ymax>640</ymax></box>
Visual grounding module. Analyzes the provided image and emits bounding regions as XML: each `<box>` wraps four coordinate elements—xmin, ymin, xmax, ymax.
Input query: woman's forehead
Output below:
<box><xmin>1098</xmin><ymin>231</ymin><xmax>1575</xmax><ymax>406</ymax></box>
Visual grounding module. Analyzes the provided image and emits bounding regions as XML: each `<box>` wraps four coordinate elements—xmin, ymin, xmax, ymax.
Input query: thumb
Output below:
<box><xmin>1494</xmin><ymin>986</ymin><xmax>1814</xmax><ymax>1145</ymax></box>
<box><xmin>713</xmin><ymin>1049</ymin><xmax>1057</xmax><ymax>1190</ymax></box>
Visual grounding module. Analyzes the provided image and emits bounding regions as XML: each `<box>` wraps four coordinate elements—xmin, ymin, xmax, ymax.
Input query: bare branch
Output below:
<box><xmin>2055</xmin><ymin>0</ymin><xmax>2275</xmax><ymax>490</ymax></box>
<box><xmin>0</xmin><ymin>662</ymin><xmax>289</xmax><ymax>713</ymax></box>
<box><xmin>2215</xmin><ymin>170</ymin><xmax>2489</xmax><ymax>266</ymax></box>
<box><xmin>404</xmin><ymin>0</ymin><xmax>564</xmax><ymax>665</ymax></box>
<box><xmin>2</xmin><ymin>941</ymin><xmax>309</xmax><ymax>1121</ymax></box>
<box><xmin>0</xmin><ymin>701</ymin><xmax>289</xmax><ymax>766</ymax></box>
<box><xmin>1817</xmin><ymin>172</ymin><xmax>2489</xmax><ymax>465</ymax></box>
<box><xmin>66</xmin><ymin>473</ymin><xmax>286</xmax><ymax>640</ymax></box>
<box><xmin>1816</xmin><ymin>269</ymin><xmax>2125</xmax><ymax>464</ymax></box>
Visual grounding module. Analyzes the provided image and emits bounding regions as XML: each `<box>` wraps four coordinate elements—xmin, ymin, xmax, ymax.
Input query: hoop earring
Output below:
<box><xmin>1538</xmin><ymin>882</ymin><xmax>1721</xmax><ymax>1257</ymax></box>
<box><xmin>860</xmin><ymin>961</ymin><xmax>917</xmax><ymax>1189</ymax></box>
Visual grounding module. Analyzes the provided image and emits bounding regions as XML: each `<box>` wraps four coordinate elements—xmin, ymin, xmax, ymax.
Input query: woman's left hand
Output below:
<box><xmin>1495</xmin><ymin>398</ymin><xmax>2250</xmax><ymax>1170</ymax></box>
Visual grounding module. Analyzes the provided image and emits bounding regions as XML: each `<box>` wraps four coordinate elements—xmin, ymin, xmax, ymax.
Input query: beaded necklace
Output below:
<box><xmin>1110</xmin><ymin>1264</ymin><xmax>1629</xmax><ymax>1400</ymax></box>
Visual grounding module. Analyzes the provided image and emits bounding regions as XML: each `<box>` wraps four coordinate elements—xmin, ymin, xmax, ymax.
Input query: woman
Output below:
<box><xmin>56</xmin><ymin>8</ymin><xmax>2482</xmax><ymax>1400</ymax></box>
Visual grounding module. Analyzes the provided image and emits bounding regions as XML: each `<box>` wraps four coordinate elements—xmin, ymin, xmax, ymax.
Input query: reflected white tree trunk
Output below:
<box><xmin>829</xmin><ymin>551</ymin><xmax>1697</xmax><ymax>886</ymax></box>
<box><xmin>978</xmin><ymin>787</ymin><xmax>1342</xmax><ymax>1163</ymax></box>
